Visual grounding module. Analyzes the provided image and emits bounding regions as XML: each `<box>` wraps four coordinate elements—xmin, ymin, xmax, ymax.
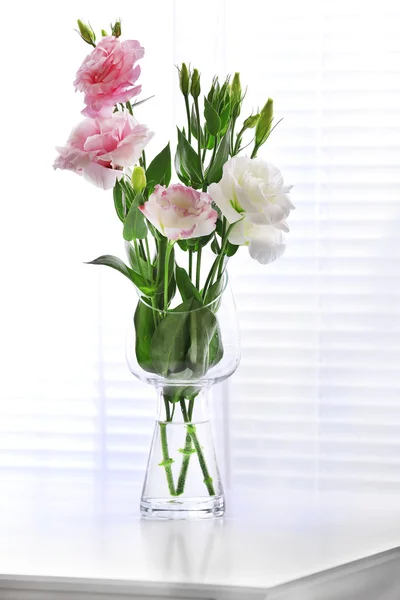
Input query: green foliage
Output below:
<box><xmin>150</xmin><ymin>298</ymin><xmax>195</xmax><ymax>376</ymax></box>
<box><xmin>176</xmin><ymin>128</ymin><xmax>203</xmax><ymax>187</ymax></box>
<box><xmin>188</xmin><ymin>304</ymin><xmax>217</xmax><ymax>377</ymax></box>
<box><xmin>123</xmin><ymin>192</ymin><xmax>148</xmax><ymax>241</ymax></box>
<box><xmin>86</xmin><ymin>255</ymin><xmax>155</xmax><ymax>296</ymax></box>
<box><xmin>145</xmin><ymin>143</ymin><xmax>171</xmax><ymax>192</ymax></box>
<box><xmin>134</xmin><ymin>300</ymin><xmax>156</xmax><ymax>372</ymax></box>
<box><xmin>113</xmin><ymin>180</ymin><xmax>126</xmax><ymax>222</ymax></box>
<box><xmin>190</xmin><ymin>104</ymin><xmax>205</xmax><ymax>147</ymax></box>
<box><xmin>176</xmin><ymin>266</ymin><xmax>203</xmax><ymax>303</ymax></box>
<box><xmin>206</xmin><ymin>127</ymin><xmax>231</xmax><ymax>184</ymax></box>
<box><xmin>204</xmin><ymin>97</ymin><xmax>221</xmax><ymax>137</ymax></box>
<box><xmin>125</xmin><ymin>241</ymin><xmax>152</xmax><ymax>279</ymax></box>
<box><xmin>153</xmin><ymin>238</ymin><xmax>176</xmax><ymax>308</ymax></box>
<box><xmin>209</xmin><ymin>325</ymin><xmax>224</xmax><ymax>368</ymax></box>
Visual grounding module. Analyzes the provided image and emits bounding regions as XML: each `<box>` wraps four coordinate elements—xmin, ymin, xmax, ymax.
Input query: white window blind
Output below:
<box><xmin>1</xmin><ymin>0</ymin><xmax>400</xmax><ymax>497</ymax></box>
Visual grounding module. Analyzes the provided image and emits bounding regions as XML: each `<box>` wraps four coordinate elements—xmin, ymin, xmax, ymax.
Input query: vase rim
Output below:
<box><xmin>137</xmin><ymin>271</ymin><xmax>229</xmax><ymax>314</ymax></box>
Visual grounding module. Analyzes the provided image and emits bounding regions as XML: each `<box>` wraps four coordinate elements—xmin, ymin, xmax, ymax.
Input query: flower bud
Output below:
<box><xmin>190</xmin><ymin>69</ymin><xmax>201</xmax><ymax>99</ymax></box>
<box><xmin>179</xmin><ymin>63</ymin><xmax>190</xmax><ymax>96</ymax></box>
<box><xmin>231</xmin><ymin>72</ymin><xmax>241</xmax><ymax>105</ymax></box>
<box><xmin>111</xmin><ymin>20</ymin><xmax>122</xmax><ymax>38</ymax></box>
<box><xmin>77</xmin><ymin>20</ymin><xmax>96</xmax><ymax>47</ymax></box>
<box><xmin>131</xmin><ymin>166</ymin><xmax>147</xmax><ymax>194</ymax></box>
<box><xmin>255</xmin><ymin>98</ymin><xmax>273</xmax><ymax>147</ymax></box>
<box><xmin>101</xmin><ymin>29</ymin><xmax>108</xmax><ymax>37</ymax></box>
<box><xmin>243</xmin><ymin>114</ymin><xmax>260</xmax><ymax>129</ymax></box>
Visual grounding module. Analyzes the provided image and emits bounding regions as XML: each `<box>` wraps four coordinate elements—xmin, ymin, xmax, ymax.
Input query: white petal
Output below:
<box><xmin>248</xmin><ymin>234</ymin><xmax>286</xmax><ymax>265</ymax></box>
<box><xmin>228</xmin><ymin>219</ymin><xmax>247</xmax><ymax>245</ymax></box>
<box><xmin>208</xmin><ymin>182</ymin><xmax>241</xmax><ymax>223</ymax></box>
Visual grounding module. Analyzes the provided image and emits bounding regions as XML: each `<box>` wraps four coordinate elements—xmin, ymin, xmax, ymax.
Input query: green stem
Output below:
<box><xmin>144</xmin><ymin>237</ymin><xmax>152</xmax><ymax>266</ymax></box>
<box><xmin>196</xmin><ymin>245</ymin><xmax>202</xmax><ymax>289</ymax></box>
<box><xmin>202</xmin><ymin>222</ymin><xmax>236</xmax><ymax>300</ymax></box>
<box><xmin>180</xmin><ymin>399</ymin><xmax>188</xmax><ymax>421</ymax></box>
<box><xmin>142</xmin><ymin>149</ymin><xmax>147</xmax><ymax>170</ymax></box>
<box><xmin>184</xmin><ymin>95</ymin><xmax>191</xmax><ymax>144</ymax></box>
<box><xmin>207</xmin><ymin>136</ymin><xmax>218</xmax><ymax>175</ymax></box>
<box><xmin>159</xmin><ymin>422</ymin><xmax>176</xmax><ymax>496</ymax></box>
<box><xmin>139</xmin><ymin>239</ymin><xmax>146</xmax><ymax>260</ymax></box>
<box><xmin>164</xmin><ymin>242</ymin><xmax>173</xmax><ymax>312</ymax></box>
<box><xmin>234</xmin><ymin>126</ymin><xmax>246</xmax><ymax>155</ymax></box>
<box><xmin>188</xmin><ymin>424</ymin><xmax>215</xmax><ymax>496</ymax></box>
<box><xmin>188</xmin><ymin>399</ymin><xmax>195</xmax><ymax>421</ymax></box>
<box><xmin>176</xmin><ymin>430</ymin><xmax>193</xmax><ymax>496</ymax></box>
<box><xmin>188</xmin><ymin>248</ymin><xmax>193</xmax><ymax>280</ymax></box>
<box><xmin>230</xmin><ymin>117</ymin><xmax>238</xmax><ymax>156</ymax></box>
<box><xmin>194</xmin><ymin>97</ymin><xmax>204</xmax><ymax>181</ymax></box>
<box><xmin>134</xmin><ymin>239</ymin><xmax>145</xmax><ymax>279</ymax></box>
<box><xmin>250</xmin><ymin>144</ymin><xmax>258</xmax><ymax>159</ymax></box>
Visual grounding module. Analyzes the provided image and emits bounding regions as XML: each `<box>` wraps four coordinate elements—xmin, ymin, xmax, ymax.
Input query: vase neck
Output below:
<box><xmin>156</xmin><ymin>386</ymin><xmax>209</xmax><ymax>423</ymax></box>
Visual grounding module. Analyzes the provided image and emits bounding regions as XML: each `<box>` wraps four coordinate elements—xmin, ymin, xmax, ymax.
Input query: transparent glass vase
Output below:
<box><xmin>126</xmin><ymin>274</ymin><xmax>240</xmax><ymax>519</ymax></box>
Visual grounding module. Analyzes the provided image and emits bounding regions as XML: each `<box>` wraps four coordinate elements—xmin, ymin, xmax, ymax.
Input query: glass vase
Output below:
<box><xmin>126</xmin><ymin>273</ymin><xmax>240</xmax><ymax>519</ymax></box>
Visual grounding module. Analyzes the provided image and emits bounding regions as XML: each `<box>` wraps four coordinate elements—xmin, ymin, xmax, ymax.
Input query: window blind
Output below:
<box><xmin>1</xmin><ymin>0</ymin><xmax>400</xmax><ymax>497</ymax></box>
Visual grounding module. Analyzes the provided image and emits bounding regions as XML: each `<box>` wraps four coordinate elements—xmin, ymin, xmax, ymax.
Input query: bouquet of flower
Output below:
<box><xmin>54</xmin><ymin>19</ymin><xmax>294</xmax><ymax>516</ymax></box>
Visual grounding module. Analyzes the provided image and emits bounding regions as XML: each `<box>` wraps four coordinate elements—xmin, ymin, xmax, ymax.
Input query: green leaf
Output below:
<box><xmin>178</xmin><ymin>240</ymin><xmax>188</xmax><ymax>252</ymax></box>
<box><xmin>219</xmin><ymin>100</ymin><xmax>231</xmax><ymax>133</ymax></box>
<box><xmin>188</xmin><ymin>304</ymin><xmax>217</xmax><ymax>377</ymax></box>
<box><xmin>153</xmin><ymin>238</ymin><xmax>176</xmax><ymax>309</ymax></box>
<box><xmin>119</xmin><ymin>178</ymin><xmax>135</xmax><ymax>208</ymax></box>
<box><xmin>123</xmin><ymin>192</ymin><xmax>148</xmax><ymax>241</ymax></box>
<box><xmin>113</xmin><ymin>180</ymin><xmax>126</xmax><ymax>222</ymax></box>
<box><xmin>177</xmin><ymin>127</ymin><xmax>203</xmax><ymax>186</ymax></box>
<box><xmin>174</xmin><ymin>139</ymin><xmax>190</xmax><ymax>186</ymax></box>
<box><xmin>190</xmin><ymin>104</ymin><xmax>205</xmax><ymax>146</ymax></box>
<box><xmin>206</xmin><ymin>127</ymin><xmax>231</xmax><ymax>185</ymax></box>
<box><xmin>145</xmin><ymin>143</ymin><xmax>171</xmax><ymax>192</ymax></box>
<box><xmin>198</xmin><ymin>231</ymin><xmax>215</xmax><ymax>249</ymax></box>
<box><xmin>204</xmin><ymin>97</ymin><xmax>221</xmax><ymax>137</ymax></box>
<box><xmin>176</xmin><ymin>266</ymin><xmax>203</xmax><ymax>303</ymax></box>
<box><xmin>150</xmin><ymin>298</ymin><xmax>195</xmax><ymax>377</ymax></box>
<box><xmin>204</xmin><ymin>274</ymin><xmax>225</xmax><ymax>307</ymax></box>
<box><xmin>134</xmin><ymin>300</ymin><xmax>156</xmax><ymax>372</ymax></box>
<box><xmin>211</xmin><ymin>237</ymin><xmax>220</xmax><ymax>254</ymax></box>
<box><xmin>226</xmin><ymin>241</ymin><xmax>239</xmax><ymax>257</ymax></box>
<box><xmin>125</xmin><ymin>241</ymin><xmax>152</xmax><ymax>279</ymax></box>
<box><xmin>209</xmin><ymin>324</ymin><xmax>224</xmax><ymax>368</ymax></box>
<box><xmin>206</xmin><ymin>133</ymin><xmax>215</xmax><ymax>150</ymax></box>
<box><xmin>86</xmin><ymin>255</ymin><xmax>155</xmax><ymax>296</ymax></box>
<box><xmin>85</xmin><ymin>255</ymin><xmax>135</xmax><ymax>281</ymax></box>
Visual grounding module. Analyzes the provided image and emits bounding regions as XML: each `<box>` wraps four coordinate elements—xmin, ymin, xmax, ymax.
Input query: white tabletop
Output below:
<box><xmin>0</xmin><ymin>472</ymin><xmax>400</xmax><ymax>598</ymax></box>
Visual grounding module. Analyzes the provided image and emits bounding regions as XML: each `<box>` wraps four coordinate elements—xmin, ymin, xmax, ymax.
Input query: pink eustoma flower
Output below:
<box><xmin>74</xmin><ymin>36</ymin><xmax>144</xmax><ymax>117</ymax></box>
<box><xmin>140</xmin><ymin>184</ymin><xmax>218</xmax><ymax>241</ymax></box>
<box><xmin>53</xmin><ymin>111</ymin><xmax>153</xmax><ymax>190</ymax></box>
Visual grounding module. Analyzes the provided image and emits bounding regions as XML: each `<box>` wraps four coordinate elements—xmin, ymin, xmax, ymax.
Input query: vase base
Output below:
<box><xmin>140</xmin><ymin>494</ymin><xmax>225</xmax><ymax>520</ymax></box>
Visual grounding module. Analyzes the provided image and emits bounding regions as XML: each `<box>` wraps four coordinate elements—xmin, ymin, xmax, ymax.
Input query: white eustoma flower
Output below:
<box><xmin>208</xmin><ymin>156</ymin><xmax>294</xmax><ymax>264</ymax></box>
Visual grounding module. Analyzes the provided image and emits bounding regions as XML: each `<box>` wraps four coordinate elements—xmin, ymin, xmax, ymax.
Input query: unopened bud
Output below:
<box><xmin>243</xmin><ymin>114</ymin><xmax>260</xmax><ymax>129</ymax></box>
<box><xmin>231</xmin><ymin>72</ymin><xmax>241</xmax><ymax>105</ymax></box>
<box><xmin>101</xmin><ymin>29</ymin><xmax>108</xmax><ymax>37</ymax></box>
<box><xmin>190</xmin><ymin>69</ymin><xmax>201</xmax><ymax>99</ymax></box>
<box><xmin>77</xmin><ymin>20</ymin><xmax>96</xmax><ymax>47</ymax></box>
<box><xmin>131</xmin><ymin>166</ymin><xmax>146</xmax><ymax>194</ymax></box>
<box><xmin>179</xmin><ymin>63</ymin><xmax>190</xmax><ymax>96</ymax></box>
<box><xmin>111</xmin><ymin>20</ymin><xmax>122</xmax><ymax>38</ymax></box>
<box><xmin>255</xmin><ymin>98</ymin><xmax>273</xmax><ymax>147</ymax></box>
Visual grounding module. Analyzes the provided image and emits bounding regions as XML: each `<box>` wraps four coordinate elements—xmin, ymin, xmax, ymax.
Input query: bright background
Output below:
<box><xmin>1</xmin><ymin>0</ymin><xmax>400</xmax><ymax>497</ymax></box>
